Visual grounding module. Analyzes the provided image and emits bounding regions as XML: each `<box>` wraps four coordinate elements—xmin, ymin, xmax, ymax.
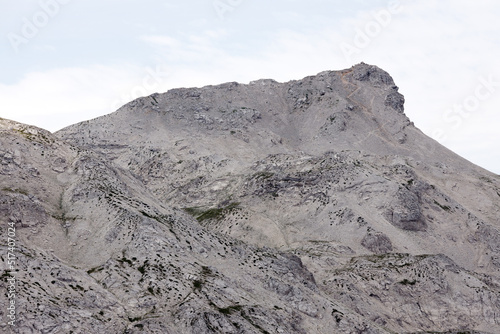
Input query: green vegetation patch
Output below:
<box><xmin>184</xmin><ymin>202</ymin><xmax>240</xmax><ymax>222</ymax></box>
<box><xmin>253</xmin><ymin>171</ymin><xmax>274</xmax><ymax>180</ymax></box>
<box><xmin>13</xmin><ymin>128</ymin><xmax>53</xmax><ymax>145</ymax></box>
<box><xmin>218</xmin><ymin>305</ymin><xmax>243</xmax><ymax>315</ymax></box>
<box><xmin>87</xmin><ymin>266</ymin><xmax>104</xmax><ymax>275</ymax></box>
<box><xmin>2</xmin><ymin>187</ymin><xmax>29</xmax><ymax>196</ymax></box>
<box><xmin>433</xmin><ymin>200</ymin><xmax>451</xmax><ymax>211</ymax></box>
<box><xmin>139</xmin><ymin>210</ymin><xmax>173</xmax><ymax>226</ymax></box>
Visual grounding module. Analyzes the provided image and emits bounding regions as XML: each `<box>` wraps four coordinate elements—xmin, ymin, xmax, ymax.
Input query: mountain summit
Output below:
<box><xmin>1</xmin><ymin>64</ymin><xmax>500</xmax><ymax>333</ymax></box>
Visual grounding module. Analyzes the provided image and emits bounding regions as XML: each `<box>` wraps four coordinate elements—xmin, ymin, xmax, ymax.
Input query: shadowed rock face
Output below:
<box><xmin>361</xmin><ymin>232</ymin><xmax>393</xmax><ymax>254</ymax></box>
<box><xmin>388</xmin><ymin>187</ymin><xmax>426</xmax><ymax>231</ymax></box>
<box><xmin>1</xmin><ymin>63</ymin><xmax>500</xmax><ymax>333</ymax></box>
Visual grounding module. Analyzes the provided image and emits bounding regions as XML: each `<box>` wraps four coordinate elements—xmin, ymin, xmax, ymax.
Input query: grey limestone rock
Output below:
<box><xmin>1</xmin><ymin>64</ymin><xmax>500</xmax><ymax>333</ymax></box>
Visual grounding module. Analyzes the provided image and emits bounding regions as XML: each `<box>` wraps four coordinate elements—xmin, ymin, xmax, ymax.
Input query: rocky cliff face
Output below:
<box><xmin>1</xmin><ymin>63</ymin><xmax>500</xmax><ymax>333</ymax></box>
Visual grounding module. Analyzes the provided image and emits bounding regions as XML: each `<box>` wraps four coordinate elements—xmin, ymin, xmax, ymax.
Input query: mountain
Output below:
<box><xmin>1</xmin><ymin>63</ymin><xmax>499</xmax><ymax>333</ymax></box>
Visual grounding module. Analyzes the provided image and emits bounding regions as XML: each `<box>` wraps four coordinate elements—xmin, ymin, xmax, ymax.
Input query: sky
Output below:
<box><xmin>1</xmin><ymin>0</ymin><xmax>499</xmax><ymax>174</ymax></box>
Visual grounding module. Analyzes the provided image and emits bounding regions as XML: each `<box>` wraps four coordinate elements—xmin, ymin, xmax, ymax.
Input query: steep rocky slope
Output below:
<box><xmin>1</xmin><ymin>63</ymin><xmax>500</xmax><ymax>333</ymax></box>
<box><xmin>0</xmin><ymin>119</ymin><xmax>382</xmax><ymax>333</ymax></box>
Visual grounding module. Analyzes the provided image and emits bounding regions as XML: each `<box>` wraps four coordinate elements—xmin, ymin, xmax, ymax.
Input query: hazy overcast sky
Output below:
<box><xmin>1</xmin><ymin>0</ymin><xmax>499</xmax><ymax>174</ymax></box>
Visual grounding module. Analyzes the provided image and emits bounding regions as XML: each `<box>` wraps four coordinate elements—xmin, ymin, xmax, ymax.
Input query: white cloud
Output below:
<box><xmin>141</xmin><ymin>35</ymin><xmax>179</xmax><ymax>48</ymax></box>
<box><xmin>0</xmin><ymin>64</ymin><xmax>157</xmax><ymax>132</ymax></box>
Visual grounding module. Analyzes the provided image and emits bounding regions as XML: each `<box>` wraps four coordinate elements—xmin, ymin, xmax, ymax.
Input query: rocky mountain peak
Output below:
<box><xmin>58</xmin><ymin>63</ymin><xmax>411</xmax><ymax>162</ymax></box>
<box><xmin>350</xmin><ymin>62</ymin><xmax>396</xmax><ymax>86</ymax></box>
